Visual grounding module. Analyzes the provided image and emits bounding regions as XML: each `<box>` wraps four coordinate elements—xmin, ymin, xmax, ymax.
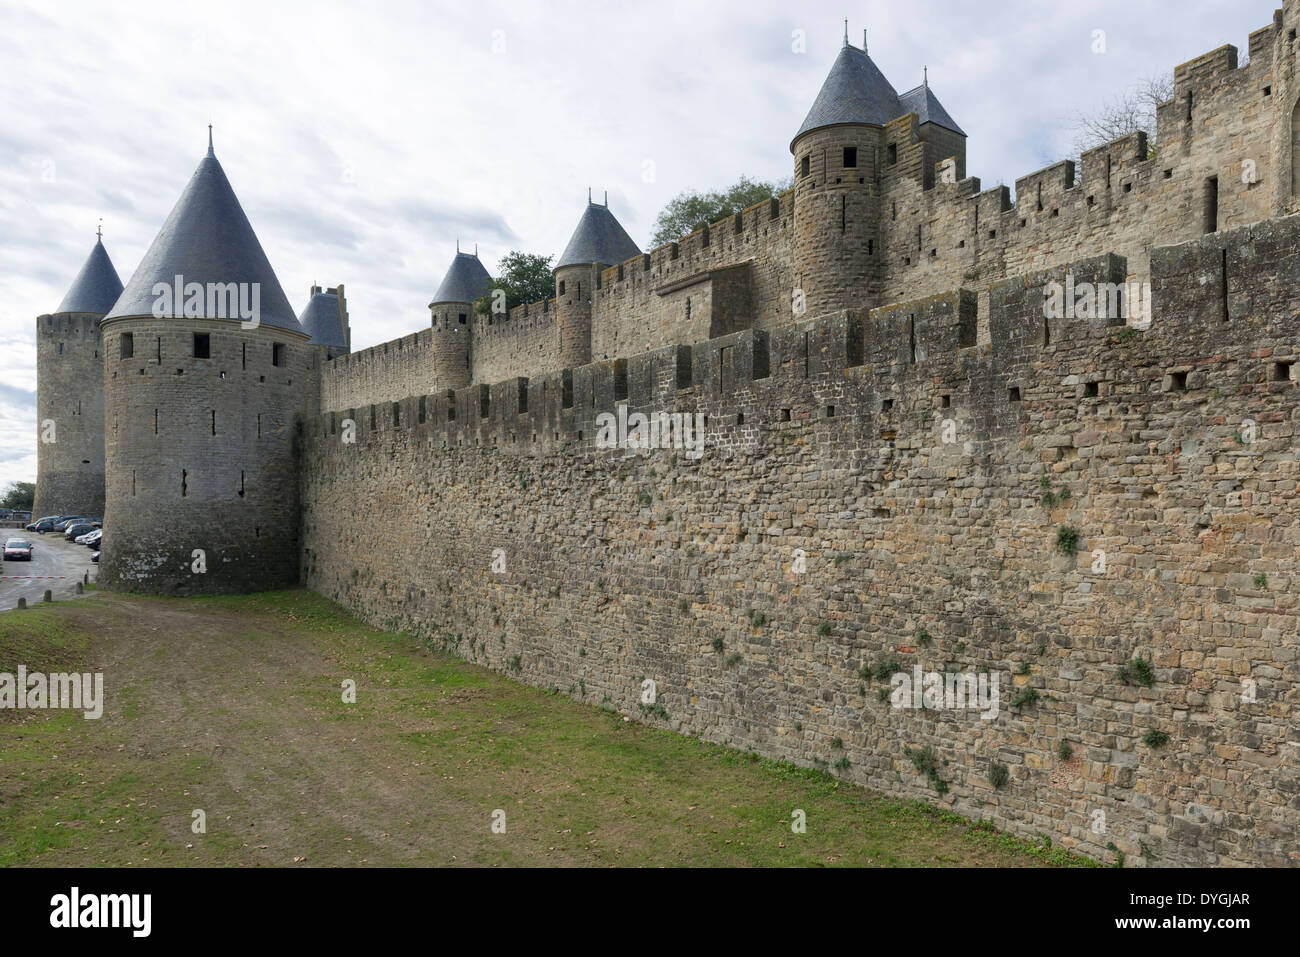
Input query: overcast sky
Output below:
<box><xmin>0</xmin><ymin>0</ymin><xmax>1277</xmax><ymax>491</ymax></box>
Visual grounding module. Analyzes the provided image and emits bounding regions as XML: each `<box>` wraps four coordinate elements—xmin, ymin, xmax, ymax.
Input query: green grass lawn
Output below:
<box><xmin>0</xmin><ymin>589</ymin><xmax>1095</xmax><ymax>867</ymax></box>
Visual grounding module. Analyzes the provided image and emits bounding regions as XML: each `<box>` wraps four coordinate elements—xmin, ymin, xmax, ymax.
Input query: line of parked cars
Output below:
<box><xmin>20</xmin><ymin>514</ymin><xmax>104</xmax><ymax>562</ymax></box>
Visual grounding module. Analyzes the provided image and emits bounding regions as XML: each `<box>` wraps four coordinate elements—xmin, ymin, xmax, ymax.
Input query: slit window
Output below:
<box><xmin>887</xmin><ymin>143</ymin><xmax>897</xmax><ymax>165</ymax></box>
<box><xmin>193</xmin><ymin>333</ymin><xmax>210</xmax><ymax>358</ymax></box>
<box><xmin>272</xmin><ymin>342</ymin><xmax>285</xmax><ymax>367</ymax></box>
<box><xmin>843</xmin><ymin>147</ymin><xmax>857</xmax><ymax>169</ymax></box>
<box><xmin>120</xmin><ymin>333</ymin><xmax>134</xmax><ymax>359</ymax></box>
<box><xmin>801</xmin><ymin>155</ymin><xmax>810</xmax><ymax>177</ymax></box>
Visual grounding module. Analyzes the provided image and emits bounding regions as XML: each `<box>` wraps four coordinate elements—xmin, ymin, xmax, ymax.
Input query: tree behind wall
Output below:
<box><xmin>475</xmin><ymin>252</ymin><xmax>555</xmax><ymax>317</ymax></box>
<box><xmin>1070</xmin><ymin>73</ymin><xmax>1174</xmax><ymax>162</ymax></box>
<box><xmin>651</xmin><ymin>176</ymin><xmax>792</xmax><ymax>248</ymax></box>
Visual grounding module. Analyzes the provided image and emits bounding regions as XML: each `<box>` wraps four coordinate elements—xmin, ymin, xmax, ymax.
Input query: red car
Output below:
<box><xmin>3</xmin><ymin>538</ymin><xmax>33</xmax><ymax>561</ymax></box>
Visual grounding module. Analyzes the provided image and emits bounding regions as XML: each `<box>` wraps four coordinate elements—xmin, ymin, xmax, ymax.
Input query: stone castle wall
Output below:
<box><xmin>317</xmin><ymin>192</ymin><xmax>796</xmax><ymax>415</ymax></box>
<box><xmin>33</xmin><ymin>313</ymin><xmax>105</xmax><ymax>519</ymax></box>
<box><xmin>299</xmin><ymin>216</ymin><xmax>1300</xmax><ymax>866</ymax></box>
<box><xmin>878</xmin><ymin>35</ymin><xmax>1283</xmax><ymax>328</ymax></box>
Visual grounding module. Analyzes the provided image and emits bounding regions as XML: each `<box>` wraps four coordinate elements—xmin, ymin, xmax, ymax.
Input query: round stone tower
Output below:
<box><xmin>98</xmin><ymin>134</ymin><xmax>312</xmax><ymax>595</ymax></box>
<box><xmin>553</xmin><ymin>196</ymin><xmax>640</xmax><ymax>369</ymax></box>
<box><xmin>429</xmin><ymin>247</ymin><xmax>491</xmax><ymax>390</ymax></box>
<box><xmin>33</xmin><ymin>232</ymin><xmax>124</xmax><ymax>520</ymax></box>
<box><xmin>790</xmin><ymin>35</ymin><xmax>893</xmax><ymax>318</ymax></box>
<box><xmin>300</xmin><ymin>283</ymin><xmax>351</xmax><ymax>361</ymax></box>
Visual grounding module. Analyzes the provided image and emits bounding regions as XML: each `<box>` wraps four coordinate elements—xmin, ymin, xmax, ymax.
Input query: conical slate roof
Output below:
<box><xmin>899</xmin><ymin>83</ymin><xmax>965</xmax><ymax>136</ymax></box>
<box><xmin>106</xmin><ymin>141</ymin><xmax>303</xmax><ymax>334</ymax></box>
<box><xmin>555</xmin><ymin>201</ymin><xmax>641</xmax><ymax>270</ymax></box>
<box><xmin>792</xmin><ymin>42</ymin><xmax>902</xmax><ymax>147</ymax></box>
<box><xmin>431</xmin><ymin>250</ymin><xmax>491</xmax><ymax>305</ymax></box>
<box><xmin>55</xmin><ymin>236</ymin><xmax>124</xmax><ymax>315</ymax></box>
<box><xmin>299</xmin><ymin>289</ymin><xmax>348</xmax><ymax>349</ymax></box>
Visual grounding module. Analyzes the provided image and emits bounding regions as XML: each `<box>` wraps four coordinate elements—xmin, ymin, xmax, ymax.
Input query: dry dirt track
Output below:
<box><xmin>0</xmin><ymin>589</ymin><xmax>1093</xmax><ymax>868</ymax></box>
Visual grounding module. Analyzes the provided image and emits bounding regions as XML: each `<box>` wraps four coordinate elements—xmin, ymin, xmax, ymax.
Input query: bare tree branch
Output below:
<box><xmin>1070</xmin><ymin>73</ymin><xmax>1174</xmax><ymax>160</ymax></box>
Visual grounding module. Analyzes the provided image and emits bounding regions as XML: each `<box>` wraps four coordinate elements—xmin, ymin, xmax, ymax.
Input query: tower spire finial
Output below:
<box><xmin>604</xmin><ymin>190</ymin><xmax>608</xmax><ymax>206</ymax></box>
<box><xmin>843</xmin><ymin>19</ymin><xmax>848</xmax><ymax>46</ymax></box>
<box><xmin>456</xmin><ymin>237</ymin><xmax>460</xmax><ymax>253</ymax></box>
<box><xmin>863</xmin><ymin>28</ymin><xmax>868</xmax><ymax>52</ymax></box>
<box><xmin>96</xmin><ymin>217</ymin><xmax>102</xmax><ymax>240</ymax></box>
<box><xmin>588</xmin><ymin>186</ymin><xmax>592</xmax><ymax>203</ymax></box>
<box><xmin>207</xmin><ymin>123</ymin><xmax>214</xmax><ymax>156</ymax></box>
<box><xmin>924</xmin><ymin>65</ymin><xmax>928</xmax><ymax>88</ymax></box>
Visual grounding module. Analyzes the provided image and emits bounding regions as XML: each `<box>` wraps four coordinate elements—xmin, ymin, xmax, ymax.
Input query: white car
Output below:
<box><xmin>76</xmin><ymin>529</ymin><xmax>102</xmax><ymax>545</ymax></box>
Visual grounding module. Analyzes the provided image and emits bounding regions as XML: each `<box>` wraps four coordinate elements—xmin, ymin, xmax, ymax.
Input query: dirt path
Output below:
<box><xmin>0</xmin><ymin>590</ymin><xmax>1094</xmax><ymax>867</ymax></box>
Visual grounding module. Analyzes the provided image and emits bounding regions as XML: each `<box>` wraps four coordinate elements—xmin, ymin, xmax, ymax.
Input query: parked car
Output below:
<box><xmin>64</xmin><ymin>523</ymin><xmax>95</xmax><ymax>541</ymax></box>
<box><xmin>26</xmin><ymin>515</ymin><xmax>61</xmax><ymax>531</ymax></box>
<box><xmin>91</xmin><ymin>551</ymin><xmax>99</xmax><ymax>563</ymax></box>
<box><xmin>3</xmin><ymin>538</ymin><xmax>33</xmax><ymax>561</ymax></box>
<box><xmin>77</xmin><ymin>529</ymin><xmax>102</xmax><ymax>547</ymax></box>
<box><xmin>54</xmin><ymin>516</ymin><xmax>87</xmax><ymax>531</ymax></box>
<box><xmin>28</xmin><ymin>517</ymin><xmax>64</xmax><ymax>534</ymax></box>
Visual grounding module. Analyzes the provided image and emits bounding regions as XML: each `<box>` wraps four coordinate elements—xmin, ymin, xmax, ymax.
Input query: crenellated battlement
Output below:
<box><xmin>313</xmin><ymin>212</ymin><xmax>1300</xmax><ymax>464</ymax></box>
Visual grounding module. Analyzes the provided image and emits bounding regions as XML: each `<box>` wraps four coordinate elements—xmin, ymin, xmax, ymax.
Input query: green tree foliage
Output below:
<box><xmin>650</xmin><ymin>176</ymin><xmax>792</xmax><ymax>248</ymax></box>
<box><xmin>475</xmin><ymin>252</ymin><xmax>555</xmax><ymax>317</ymax></box>
<box><xmin>0</xmin><ymin>482</ymin><xmax>35</xmax><ymax>510</ymax></box>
